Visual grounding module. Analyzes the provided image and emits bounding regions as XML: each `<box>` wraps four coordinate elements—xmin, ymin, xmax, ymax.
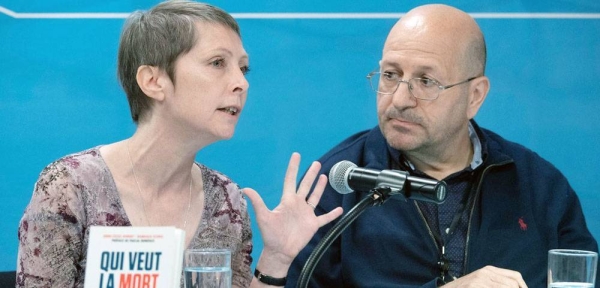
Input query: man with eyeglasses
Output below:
<box><xmin>286</xmin><ymin>4</ymin><xmax>598</xmax><ymax>288</ymax></box>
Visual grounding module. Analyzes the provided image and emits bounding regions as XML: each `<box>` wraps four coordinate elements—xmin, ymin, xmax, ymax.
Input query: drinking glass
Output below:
<box><xmin>184</xmin><ymin>248</ymin><xmax>231</xmax><ymax>288</ymax></box>
<box><xmin>548</xmin><ymin>249</ymin><xmax>598</xmax><ymax>288</ymax></box>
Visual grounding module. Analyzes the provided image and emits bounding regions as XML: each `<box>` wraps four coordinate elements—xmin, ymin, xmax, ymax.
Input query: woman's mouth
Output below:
<box><xmin>218</xmin><ymin>107</ymin><xmax>239</xmax><ymax>116</ymax></box>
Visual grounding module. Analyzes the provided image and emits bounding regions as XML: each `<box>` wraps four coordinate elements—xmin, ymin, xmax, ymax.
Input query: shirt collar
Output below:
<box><xmin>469</xmin><ymin>122</ymin><xmax>483</xmax><ymax>170</ymax></box>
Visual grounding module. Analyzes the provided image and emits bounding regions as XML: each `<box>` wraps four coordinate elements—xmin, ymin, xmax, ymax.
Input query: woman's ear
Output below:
<box><xmin>466</xmin><ymin>76</ymin><xmax>490</xmax><ymax>120</ymax></box>
<box><xmin>136</xmin><ymin>65</ymin><xmax>169</xmax><ymax>102</ymax></box>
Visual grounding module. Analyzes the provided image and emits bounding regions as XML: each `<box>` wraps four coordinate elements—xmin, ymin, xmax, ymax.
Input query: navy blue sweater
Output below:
<box><xmin>287</xmin><ymin>121</ymin><xmax>599</xmax><ymax>287</ymax></box>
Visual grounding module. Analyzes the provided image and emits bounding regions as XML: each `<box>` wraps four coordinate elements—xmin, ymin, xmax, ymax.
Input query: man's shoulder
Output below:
<box><xmin>480</xmin><ymin>126</ymin><xmax>563</xmax><ymax>176</ymax></box>
<box><xmin>481</xmin><ymin>127</ymin><xmax>542</xmax><ymax>160</ymax></box>
<box><xmin>317</xmin><ymin>126</ymin><xmax>384</xmax><ymax>168</ymax></box>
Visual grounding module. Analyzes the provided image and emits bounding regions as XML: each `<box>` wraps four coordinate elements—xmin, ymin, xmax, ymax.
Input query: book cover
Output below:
<box><xmin>84</xmin><ymin>226</ymin><xmax>185</xmax><ymax>288</ymax></box>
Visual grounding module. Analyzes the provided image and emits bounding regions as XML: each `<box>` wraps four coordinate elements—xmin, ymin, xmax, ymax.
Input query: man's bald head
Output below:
<box><xmin>384</xmin><ymin>4</ymin><xmax>486</xmax><ymax>77</ymax></box>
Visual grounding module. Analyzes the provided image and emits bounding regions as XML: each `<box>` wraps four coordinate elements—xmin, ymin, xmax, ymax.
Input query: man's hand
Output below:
<box><xmin>442</xmin><ymin>266</ymin><xmax>528</xmax><ymax>288</ymax></box>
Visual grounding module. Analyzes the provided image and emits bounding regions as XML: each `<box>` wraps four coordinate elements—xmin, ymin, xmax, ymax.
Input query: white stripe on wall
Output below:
<box><xmin>1</xmin><ymin>6</ymin><xmax>600</xmax><ymax>19</ymax></box>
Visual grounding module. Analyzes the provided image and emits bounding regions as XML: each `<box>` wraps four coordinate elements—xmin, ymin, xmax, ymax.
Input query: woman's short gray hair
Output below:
<box><xmin>117</xmin><ymin>0</ymin><xmax>240</xmax><ymax>123</ymax></box>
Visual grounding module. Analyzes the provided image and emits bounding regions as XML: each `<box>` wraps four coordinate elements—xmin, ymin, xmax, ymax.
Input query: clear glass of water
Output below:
<box><xmin>184</xmin><ymin>248</ymin><xmax>231</xmax><ymax>288</ymax></box>
<box><xmin>548</xmin><ymin>249</ymin><xmax>598</xmax><ymax>288</ymax></box>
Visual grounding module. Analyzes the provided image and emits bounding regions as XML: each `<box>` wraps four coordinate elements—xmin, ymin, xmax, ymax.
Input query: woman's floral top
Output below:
<box><xmin>16</xmin><ymin>147</ymin><xmax>253</xmax><ymax>287</ymax></box>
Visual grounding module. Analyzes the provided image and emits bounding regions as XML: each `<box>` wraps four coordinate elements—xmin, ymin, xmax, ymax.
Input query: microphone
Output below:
<box><xmin>328</xmin><ymin>160</ymin><xmax>447</xmax><ymax>204</ymax></box>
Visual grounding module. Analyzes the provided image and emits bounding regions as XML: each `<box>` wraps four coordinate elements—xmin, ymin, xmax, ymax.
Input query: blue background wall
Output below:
<box><xmin>1</xmin><ymin>0</ymin><xmax>599</xmax><ymax>272</ymax></box>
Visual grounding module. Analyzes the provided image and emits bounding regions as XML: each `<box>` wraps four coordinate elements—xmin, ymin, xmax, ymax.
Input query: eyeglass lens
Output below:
<box><xmin>369</xmin><ymin>73</ymin><xmax>439</xmax><ymax>100</ymax></box>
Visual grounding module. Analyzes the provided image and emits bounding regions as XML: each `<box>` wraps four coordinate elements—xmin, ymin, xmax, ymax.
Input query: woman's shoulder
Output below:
<box><xmin>42</xmin><ymin>146</ymin><xmax>105</xmax><ymax>174</ymax></box>
<box><xmin>26</xmin><ymin>146</ymin><xmax>116</xmax><ymax>223</ymax></box>
<box><xmin>34</xmin><ymin>146</ymin><xmax>115</xmax><ymax>206</ymax></box>
<box><xmin>29</xmin><ymin>146</ymin><xmax>127</xmax><ymax>225</ymax></box>
<box><xmin>37</xmin><ymin>146</ymin><xmax>105</xmax><ymax>183</ymax></box>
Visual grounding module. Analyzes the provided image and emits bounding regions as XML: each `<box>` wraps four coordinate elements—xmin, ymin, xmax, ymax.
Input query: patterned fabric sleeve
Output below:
<box><xmin>16</xmin><ymin>160</ymin><xmax>86</xmax><ymax>288</ymax></box>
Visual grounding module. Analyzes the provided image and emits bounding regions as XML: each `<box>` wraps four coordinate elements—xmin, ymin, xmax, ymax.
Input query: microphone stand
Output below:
<box><xmin>296</xmin><ymin>186</ymin><xmax>395</xmax><ymax>288</ymax></box>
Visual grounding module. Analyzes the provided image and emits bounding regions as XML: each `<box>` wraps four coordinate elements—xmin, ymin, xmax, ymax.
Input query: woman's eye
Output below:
<box><xmin>240</xmin><ymin>66</ymin><xmax>250</xmax><ymax>75</ymax></box>
<box><xmin>211</xmin><ymin>59</ymin><xmax>225</xmax><ymax>68</ymax></box>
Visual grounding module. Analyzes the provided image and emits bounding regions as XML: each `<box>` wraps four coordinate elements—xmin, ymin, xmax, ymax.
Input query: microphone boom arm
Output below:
<box><xmin>295</xmin><ymin>187</ymin><xmax>396</xmax><ymax>288</ymax></box>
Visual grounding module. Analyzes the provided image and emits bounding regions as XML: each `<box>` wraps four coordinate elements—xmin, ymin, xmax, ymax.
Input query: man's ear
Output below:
<box><xmin>136</xmin><ymin>65</ymin><xmax>169</xmax><ymax>102</ymax></box>
<box><xmin>466</xmin><ymin>76</ymin><xmax>490</xmax><ymax>119</ymax></box>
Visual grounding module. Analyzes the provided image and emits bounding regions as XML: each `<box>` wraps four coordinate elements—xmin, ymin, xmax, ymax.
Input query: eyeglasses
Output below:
<box><xmin>366</xmin><ymin>70</ymin><xmax>478</xmax><ymax>101</ymax></box>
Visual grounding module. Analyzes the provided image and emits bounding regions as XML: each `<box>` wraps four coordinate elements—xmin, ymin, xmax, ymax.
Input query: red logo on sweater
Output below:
<box><xmin>518</xmin><ymin>217</ymin><xmax>528</xmax><ymax>231</ymax></box>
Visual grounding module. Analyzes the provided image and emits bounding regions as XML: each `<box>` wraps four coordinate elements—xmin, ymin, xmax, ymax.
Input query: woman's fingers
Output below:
<box><xmin>262</xmin><ymin>153</ymin><xmax>341</xmax><ymax>227</ymax></box>
<box><xmin>242</xmin><ymin>188</ymin><xmax>266</xmax><ymax>215</ymax></box>
<box><xmin>304</xmin><ymin>174</ymin><xmax>327</xmax><ymax>208</ymax></box>
<box><xmin>282</xmin><ymin>153</ymin><xmax>301</xmax><ymax>197</ymax></box>
<box><xmin>296</xmin><ymin>161</ymin><xmax>322</xmax><ymax>198</ymax></box>
<box><xmin>317</xmin><ymin>207</ymin><xmax>344</xmax><ymax>227</ymax></box>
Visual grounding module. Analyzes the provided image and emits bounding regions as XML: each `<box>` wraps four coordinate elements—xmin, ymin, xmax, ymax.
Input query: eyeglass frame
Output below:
<box><xmin>366</xmin><ymin>70</ymin><xmax>479</xmax><ymax>101</ymax></box>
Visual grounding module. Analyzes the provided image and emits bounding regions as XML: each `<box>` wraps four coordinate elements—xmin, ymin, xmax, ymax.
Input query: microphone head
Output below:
<box><xmin>329</xmin><ymin>160</ymin><xmax>357</xmax><ymax>194</ymax></box>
